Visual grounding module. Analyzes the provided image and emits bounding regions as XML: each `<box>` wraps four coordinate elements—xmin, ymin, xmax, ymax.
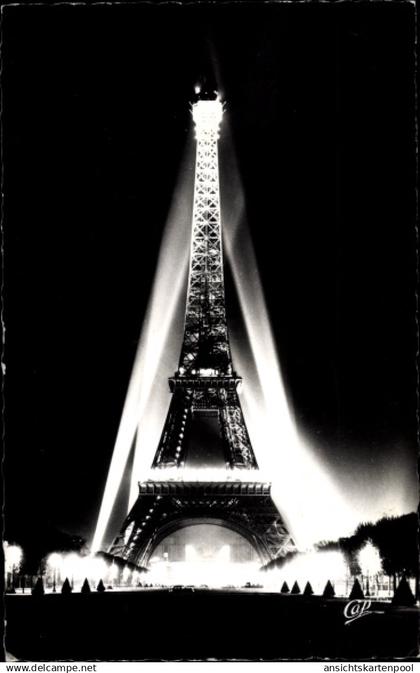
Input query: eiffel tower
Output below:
<box><xmin>109</xmin><ymin>89</ymin><xmax>295</xmax><ymax>568</ymax></box>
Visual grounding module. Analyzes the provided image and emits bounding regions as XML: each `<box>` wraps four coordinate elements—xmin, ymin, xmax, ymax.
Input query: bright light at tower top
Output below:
<box><xmin>192</xmin><ymin>92</ymin><xmax>224</xmax><ymax>132</ymax></box>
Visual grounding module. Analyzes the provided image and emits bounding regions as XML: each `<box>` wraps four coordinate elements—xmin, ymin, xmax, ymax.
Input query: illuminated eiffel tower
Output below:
<box><xmin>109</xmin><ymin>89</ymin><xmax>294</xmax><ymax>568</ymax></box>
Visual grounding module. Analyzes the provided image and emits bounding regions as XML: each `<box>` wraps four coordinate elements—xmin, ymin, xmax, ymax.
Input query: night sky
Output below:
<box><xmin>3</xmin><ymin>3</ymin><xmax>417</xmax><ymax>549</ymax></box>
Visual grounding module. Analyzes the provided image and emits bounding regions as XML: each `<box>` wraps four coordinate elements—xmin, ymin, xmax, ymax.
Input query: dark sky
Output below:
<box><xmin>3</xmin><ymin>3</ymin><xmax>417</xmax><ymax>547</ymax></box>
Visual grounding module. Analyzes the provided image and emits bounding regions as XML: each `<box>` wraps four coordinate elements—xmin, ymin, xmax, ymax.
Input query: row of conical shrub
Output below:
<box><xmin>279</xmin><ymin>577</ymin><xmax>415</xmax><ymax>605</ymax></box>
<box><xmin>32</xmin><ymin>577</ymin><xmax>107</xmax><ymax>595</ymax></box>
<box><xmin>29</xmin><ymin>575</ymin><xmax>415</xmax><ymax>606</ymax></box>
<box><xmin>80</xmin><ymin>578</ymin><xmax>106</xmax><ymax>593</ymax></box>
<box><xmin>280</xmin><ymin>580</ymin><xmax>334</xmax><ymax>597</ymax></box>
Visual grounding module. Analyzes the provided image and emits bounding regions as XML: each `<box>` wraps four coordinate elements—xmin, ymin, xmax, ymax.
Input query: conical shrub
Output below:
<box><xmin>392</xmin><ymin>577</ymin><xmax>416</xmax><ymax>607</ymax></box>
<box><xmin>291</xmin><ymin>581</ymin><xmax>301</xmax><ymax>595</ymax></box>
<box><xmin>323</xmin><ymin>580</ymin><xmax>335</xmax><ymax>598</ymax></box>
<box><xmin>32</xmin><ymin>577</ymin><xmax>44</xmax><ymax>596</ymax></box>
<box><xmin>303</xmin><ymin>581</ymin><xmax>314</xmax><ymax>596</ymax></box>
<box><xmin>61</xmin><ymin>577</ymin><xmax>72</xmax><ymax>594</ymax></box>
<box><xmin>96</xmin><ymin>579</ymin><xmax>106</xmax><ymax>592</ymax></box>
<box><xmin>81</xmin><ymin>578</ymin><xmax>91</xmax><ymax>594</ymax></box>
<box><xmin>280</xmin><ymin>581</ymin><xmax>290</xmax><ymax>594</ymax></box>
<box><xmin>349</xmin><ymin>578</ymin><xmax>364</xmax><ymax>600</ymax></box>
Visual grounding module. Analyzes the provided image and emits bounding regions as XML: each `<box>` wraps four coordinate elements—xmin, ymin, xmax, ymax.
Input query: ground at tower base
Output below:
<box><xmin>5</xmin><ymin>589</ymin><xmax>419</xmax><ymax>661</ymax></box>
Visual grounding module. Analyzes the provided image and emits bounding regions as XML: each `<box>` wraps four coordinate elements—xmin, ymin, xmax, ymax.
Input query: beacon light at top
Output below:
<box><xmin>192</xmin><ymin>94</ymin><xmax>224</xmax><ymax>136</ymax></box>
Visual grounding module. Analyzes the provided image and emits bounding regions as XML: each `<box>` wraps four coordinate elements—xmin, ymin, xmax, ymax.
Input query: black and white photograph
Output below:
<box><xmin>2</xmin><ymin>0</ymin><xmax>418</xmax><ymax>662</ymax></box>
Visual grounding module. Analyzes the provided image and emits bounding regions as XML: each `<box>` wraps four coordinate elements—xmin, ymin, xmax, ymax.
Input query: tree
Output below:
<box><xmin>291</xmin><ymin>581</ymin><xmax>301</xmax><ymax>595</ymax></box>
<box><xmin>96</xmin><ymin>579</ymin><xmax>106</xmax><ymax>592</ymax></box>
<box><xmin>303</xmin><ymin>581</ymin><xmax>314</xmax><ymax>596</ymax></box>
<box><xmin>392</xmin><ymin>577</ymin><xmax>415</xmax><ymax>607</ymax></box>
<box><xmin>81</xmin><ymin>578</ymin><xmax>91</xmax><ymax>594</ymax></box>
<box><xmin>315</xmin><ymin>513</ymin><xmax>418</xmax><ymax>585</ymax></box>
<box><xmin>32</xmin><ymin>577</ymin><xmax>44</xmax><ymax>596</ymax></box>
<box><xmin>61</xmin><ymin>578</ymin><xmax>72</xmax><ymax>594</ymax></box>
<box><xmin>349</xmin><ymin>578</ymin><xmax>364</xmax><ymax>599</ymax></box>
<box><xmin>323</xmin><ymin>580</ymin><xmax>335</xmax><ymax>598</ymax></box>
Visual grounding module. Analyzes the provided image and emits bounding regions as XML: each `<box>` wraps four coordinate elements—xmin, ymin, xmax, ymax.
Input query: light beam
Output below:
<box><xmin>92</xmin><ymin>133</ymin><xmax>194</xmax><ymax>552</ymax></box>
<box><xmin>221</xmin><ymin>126</ymin><xmax>356</xmax><ymax>548</ymax></box>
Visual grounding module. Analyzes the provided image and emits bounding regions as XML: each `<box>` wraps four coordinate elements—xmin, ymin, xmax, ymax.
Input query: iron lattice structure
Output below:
<box><xmin>109</xmin><ymin>93</ymin><xmax>295</xmax><ymax>567</ymax></box>
<box><xmin>178</xmin><ymin>98</ymin><xmax>232</xmax><ymax>377</ymax></box>
<box><xmin>153</xmin><ymin>97</ymin><xmax>255</xmax><ymax>471</ymax></box>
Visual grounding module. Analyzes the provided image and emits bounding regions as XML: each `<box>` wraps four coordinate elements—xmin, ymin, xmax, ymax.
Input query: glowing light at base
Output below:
<box><xmin>262</xmin><ymin>549</ymin><xmax>350</xmax><ymax>596</ymax></box>
<box><xmin>38</xmin><ymin>548</ymin><xmax>409</xmax><ymax>597</ymax></box>
<box><xmin>147</xmin><ymin>523</ymin><xmax>261</xmax><ymax>587</ymax></box>
<box><xmin>44</xmin><ymin>552</ymin><xmax>141</xmax><ymax>591</ymax></box>
<box><xmin>146</xmin><ymin>560</ymin><xmax>261</xmax><ymax>588</ymax></box>
<box><xmin>41</xmin><ymin>550</ymin><xmax>264</xmax><ymax>592</ymax></box>
<box><xmin>4</xmin><ymin>542</ymin><xmax>23</xmax><ymax>574</ymax></box>
<box><xmin>122</xmin><ymin>566</ymin><xmax>132</xmax><ymax>584</ymax></box>
<box><xmin>358</xmin><ymin>540</ymin><xmax>382</xmax><ymax>577</ymax></box>
<box><xmin>109</xmin><ymin>562</ymin><xmax>119</xmax><ymax>583</ymax></box>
